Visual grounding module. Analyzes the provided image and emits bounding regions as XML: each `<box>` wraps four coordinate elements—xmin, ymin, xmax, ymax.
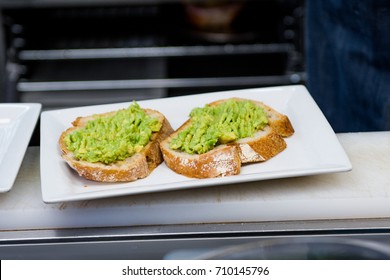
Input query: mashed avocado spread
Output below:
<box><xmin>65</xmin><ymin>102</ymin><xmax>162</xmax><ymax>164</ymax></box>
<box><xmin>169</xmin><ymin>99</ymin><xmax>268</xmax><ymax>154</ymax></box>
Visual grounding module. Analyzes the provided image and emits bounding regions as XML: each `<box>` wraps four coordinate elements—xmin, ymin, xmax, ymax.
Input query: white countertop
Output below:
<box><xmin>1</xmin><ymin>132</ymin><xmax>390</xmax><ymax>231</ymax></box>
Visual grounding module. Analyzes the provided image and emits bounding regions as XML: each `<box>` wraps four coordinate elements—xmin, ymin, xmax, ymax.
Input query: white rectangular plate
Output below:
<box><xmin>40</xmin><ymin>85</ymin><xmax>351</xmax><ymax>203</ymax></box>
<box><xmin>0</xmin><ymin>103</ymin><xmax>41</xmax><ymax>192</ymax></box>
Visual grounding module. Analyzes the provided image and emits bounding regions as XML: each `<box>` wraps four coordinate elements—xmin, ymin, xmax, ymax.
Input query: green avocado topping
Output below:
<box><xmin>65</xmin><ymin>102</ymin><xmax>162</xmax><ymax>164</ymax></box>
<box><xmin>169</xmin><ymin>99</ymin><xmax>268</xmax><ymax>155</ymax></box>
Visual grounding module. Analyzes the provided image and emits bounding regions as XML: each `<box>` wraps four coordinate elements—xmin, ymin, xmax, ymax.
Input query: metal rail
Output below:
<box><xmin>18</xmin><ymin>44</ymin><xmax>294</xmax><ymax>61</ymax></box>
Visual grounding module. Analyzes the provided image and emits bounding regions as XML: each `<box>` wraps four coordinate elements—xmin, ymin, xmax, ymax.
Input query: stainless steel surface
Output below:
<box><xmin>18</xmin><ymin>75</ymin><xmax>303</xmax><ymax>92</ymax></box>
<box><xmin>18</xmin><ymin>44</ymin><xmax>294</xmax><ymax>60</ymax></box>
<box><xmin>2</xmin><ymin>218</ymin><xmax>390</xmax><ymax>244</ymax></box>
<box><xmin>1</xmin><ymin>221</ymin><xmax>390</xmax><ymax>259</ymax></box>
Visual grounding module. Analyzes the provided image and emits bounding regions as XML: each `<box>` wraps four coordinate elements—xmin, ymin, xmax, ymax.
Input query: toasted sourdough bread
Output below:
<box><xmin>59</xmin><ymin>108</ymin><xmax>173</xmax><ymax>182</ymax></box>
<box><xmin>160</xmin><ymin>98</ymin><xmax>294</xmax><ymax>179</ymax></box>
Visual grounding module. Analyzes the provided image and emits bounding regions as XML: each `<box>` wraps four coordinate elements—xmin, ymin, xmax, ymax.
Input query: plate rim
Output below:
<box><xmin>0</xmin><ymin>103</ymin><xmax>42</xmax><ymax>192</ymax></box>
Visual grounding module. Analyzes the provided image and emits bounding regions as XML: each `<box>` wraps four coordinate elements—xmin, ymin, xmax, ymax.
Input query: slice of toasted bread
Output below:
<box><xmin>160</xmin><ymin>98</ymin><xmax>294</xmax><ymax>179</ymax></box>
<box><xmin>59</xmin><ymin>107</ymin><xmax>173</xmax><ymax>182</ymax></box>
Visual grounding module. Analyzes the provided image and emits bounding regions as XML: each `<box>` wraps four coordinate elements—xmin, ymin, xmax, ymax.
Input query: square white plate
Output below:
<box><xmin>40</xmin><ymin>85</ymin><xmax>352</xmax><ymax>203</ymax></box>
<box><xmin>0</xmin><ymin>103</ymin><xmax>41</xmax><ymax>192</ymax></box>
